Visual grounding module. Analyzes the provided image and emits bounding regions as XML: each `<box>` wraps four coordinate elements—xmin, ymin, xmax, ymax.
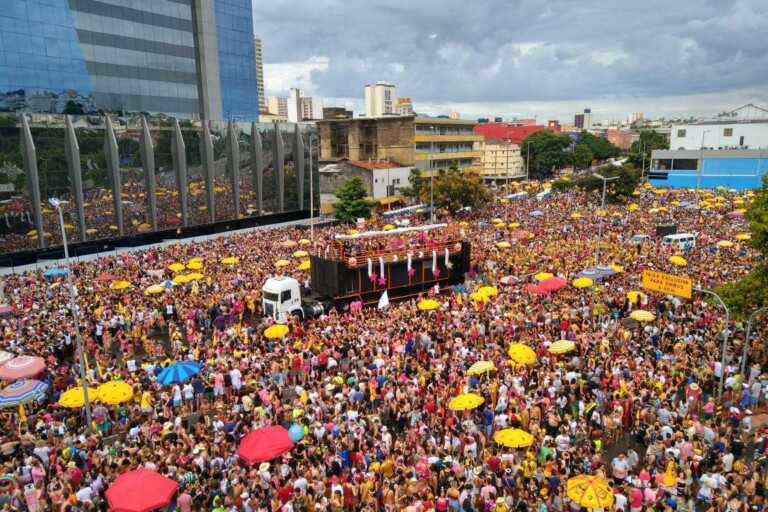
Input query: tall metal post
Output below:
<box><xmin>697</xmin><ymin>130</ymin><xmax>711</xmax><ymax>192</ymax></box>
<box><xmin>50</xmin><ymin>198</ymin><xmax>91</xmax><ymax>432</ymax></box>
<box><xmin>593</xmin><ymin>173</ymin><xmax>619</xmax><ymax>265</ymax></box>
<box><xmin>309</xmin><ymin>135</ymin><xmax>317</xmax><ymax>241</ymax></box>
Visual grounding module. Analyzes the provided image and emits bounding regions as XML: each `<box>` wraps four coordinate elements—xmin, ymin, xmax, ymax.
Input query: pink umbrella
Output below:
<box><xmin>539</xmin><ymin>277</ymin><xmax>567</xmax><ymax>292</ymax></box>
<box><xmin>499</xmin><ymin>275</ymin><xmax>519</xmax><ymax>285</ymax></box>
<box><xmin>0</xmin><ymin>356</ymin><xmax>46</xmax><ymax>381</ymax></box>
<box><xmin>525</xmin><ymin>283</ymin><xmax>547</xmax><ymax>295</ymax></box>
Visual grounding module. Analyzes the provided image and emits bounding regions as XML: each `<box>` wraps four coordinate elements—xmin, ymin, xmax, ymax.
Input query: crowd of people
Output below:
<box><xmin>0</xmin><ymin>180</ymin><xmax>765</xmax><ymax>512</ymax></box>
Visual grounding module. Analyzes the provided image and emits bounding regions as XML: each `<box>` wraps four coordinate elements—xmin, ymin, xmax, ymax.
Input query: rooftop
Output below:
<box><xmin>414</xmin><ymin>116</ymin><xmax>477</xmax><ymax>126</ymax></box>
<box><xmin>348</xmin><ymin>160</ymin><xmax>407</xmax><ymax>170</ymax></box>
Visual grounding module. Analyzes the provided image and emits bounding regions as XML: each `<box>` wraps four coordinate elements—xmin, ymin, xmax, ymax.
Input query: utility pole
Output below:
<box><xmin>593</xmin><ymin>173</ymin><xmax>619</xmax><ymax>264</ymax></box>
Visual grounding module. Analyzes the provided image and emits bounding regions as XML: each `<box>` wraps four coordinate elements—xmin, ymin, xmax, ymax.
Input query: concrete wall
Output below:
<box><xmin>670</xmin><ymin>122</ymin><xmax>768</xmax><ymax>150</ymax></box>
<box><xmin>317</xmin><ymin>117</ymin><xmax>415</xmax><ymax>165</ymax></box>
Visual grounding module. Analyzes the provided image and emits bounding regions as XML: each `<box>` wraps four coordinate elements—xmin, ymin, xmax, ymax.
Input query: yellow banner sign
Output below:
<box><xmin>642</xmin><ymin>270</ymin><xmax>692</xmax><ymax>299</ymax></box>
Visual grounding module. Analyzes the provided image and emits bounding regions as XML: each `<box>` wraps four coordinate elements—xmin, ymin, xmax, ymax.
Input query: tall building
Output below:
<box><xmin>448</xmin><ymin>111</ymin><xmax>461</xmax><ymax>120</ymax></box>
<box><xmin>288</xmin><ymin>88</ymin><xmax>323</xmax><ymax>122</ymax></box>
<box><xmin>414</xmin><ymin>117</ymin><xmax>483</xmax><ymax>174</ymax></box>
<box><xmin>268</xmin><ymin>95</ymin><xmax>288</xmax><ymax>117</ymax></box>
<box><xmin>317</xmin><ymin>116</ymin><xmax>415</xmax><ymax>164</ymax></box>
<box><xmin>0</xmin><ymin>0</ymin><xmax>260</xmax><ymax>120</ymax></box>
<box><xmin>475</xmin><ymin>138</ymin><xmax>525</xmax><ymax>183</ymax></box>
<box><xmin>254</xmin><ymin>35</ymin><xmax>265</xmax><ymax>113</ymax></box>
<box><xmin>365</xmin><ymin>81</ymin><xmax>396</xmax><ymax>117</ymax></box>
<box><xmin>394</xmin><ymin>97</ymin><xmax>414</xmax><ymax>116</ymax></box>
<box><xmin>574</xmin><ymin>108</ymin><xmax>593</xmax><ymax>130</ymax></box>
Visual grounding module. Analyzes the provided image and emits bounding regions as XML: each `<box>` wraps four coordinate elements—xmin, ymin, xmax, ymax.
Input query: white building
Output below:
<box><xmin>475</xmin><ymin>138</ymin><xmax>525</xmax><ymax>183</ymax></box>
<box><xmin>670</xmin><ymin>105</ymin><xmax>768</xmax><ymax>150</ymax></box>
<box><xmin>365</xmin><ymin>81</ymin><xmax>396</xmax><ymax>117</ymax></box>
<box><xmin>448</xmin><ymin>111</ymin><xmax>461</xmax><ymax>120</ymax></box>
<box><xmin>288</xmin><ymin>88</ymin><xmax>323</xmax><ymax>122</ymax></box>
<box><xmin>254</xmin><ymin>35</ymin><xmax>265</xmax><ymax>112</ymax></box>
<box><xmin>394</xmin><ymin>97</ymin><xmax>413</xmax><ymax>116</ymax></box>
<box><xmin>267</xmin><ymin>95</ymin><xmax>287</xmax><ymax>117</ymax></box>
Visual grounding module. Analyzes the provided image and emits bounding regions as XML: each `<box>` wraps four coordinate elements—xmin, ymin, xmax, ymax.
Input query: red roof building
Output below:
<box><xmin>473</xmin><ymin>123</ymin><xmax>546</xmax><ymax>144</ymax></box>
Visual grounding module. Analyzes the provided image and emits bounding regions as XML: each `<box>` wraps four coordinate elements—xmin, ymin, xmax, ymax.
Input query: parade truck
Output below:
<box><xmin>262</xmin><ymin>223</ymin><xmax>470</xmax><ymax>323</ymax></box>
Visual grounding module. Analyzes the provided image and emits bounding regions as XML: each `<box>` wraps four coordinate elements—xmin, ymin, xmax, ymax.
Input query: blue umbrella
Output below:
<box><xmin>0</xmin><ymin>379</ymin><xmax>48</xmax><ymax>408</ymax></box>
<box><xmin>157</xmin><ymin>361</ymin><xmax>202</xmax><ymax>385</ymax></box>
<box><xmin>529</xmin><ymin>210</ymin><xmax>544</xmax><ymax>217</ymax></box>
<box><xmin>576</xmin><ymin>266</ymin><xmax>616</xmax><ymax>280</ymax></box>
<box><xmin>478</xmin><ymin>221</ymin><xmax>488</xmax><ymax>227</ymax></box>
<box><xmin>43</xmin><ymin>268</ymin><xmax>68</xmax><ymax>277</ymax></box>
<box><xmin>159</xmin><ymin>280</ymin><xmax>177</xmax><ymax>288</ymax></box>
<box><xmin>677</xmin><ymin>201</ymin><xmax>691</xmax><ymax>207</ymax></box>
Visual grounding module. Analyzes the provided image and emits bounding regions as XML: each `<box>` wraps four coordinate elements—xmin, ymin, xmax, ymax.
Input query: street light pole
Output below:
<box><xmin>742</xmin><ymin>306</ymin><xmax>768</xmax><ymax>377</ymax></box>
<box><xmin>525</xmin><ymin>143</ymin><xmax>530</xmax><ymax>182</ymax></box>
<box><xmin>309</xmin><ymin>135</ymin><xmax>316</xmax><ymax>242</ymax></box>
<box><xmin>593</xmin><ymin>173</ymin><xmax>619</xmax><ymax>265</ymax></box>
<box><xmin>429</xmin><ymin>126</ymin><xmax>435</xmax><ymax>223</ymax></box>
<box><xmin>695</xmin><ymin>286</ymin><xmax>730</xmax><ymax>401</ymax></box>
<box><xmin>697</xmin><ymin>130</ymin><xmax>711</xmax><ymax>192</ymax></box>
<box><xmin>50</xmin><ymin>198</ymin><xmax>92</xmax><ymax>432</ymax></box>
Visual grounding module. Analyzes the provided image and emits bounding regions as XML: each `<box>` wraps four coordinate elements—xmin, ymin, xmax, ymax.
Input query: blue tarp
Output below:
<box><xmin>43</xmin><ymin>268</ymin><xmax>68</xmax><ymax>277</ymax></box>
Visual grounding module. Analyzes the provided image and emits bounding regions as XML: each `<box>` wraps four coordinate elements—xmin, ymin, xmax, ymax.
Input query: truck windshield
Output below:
<box><xmin>263</xmin><ymin>291</ymin><xmax>279</xmax><ymax>302</ymax></box>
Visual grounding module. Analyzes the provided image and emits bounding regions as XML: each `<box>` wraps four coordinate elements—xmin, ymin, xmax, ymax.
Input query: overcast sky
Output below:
<box><xmin>252</xmin><ymin>0</ymin><xmax>768</xmax><ymax>122</ymax></box>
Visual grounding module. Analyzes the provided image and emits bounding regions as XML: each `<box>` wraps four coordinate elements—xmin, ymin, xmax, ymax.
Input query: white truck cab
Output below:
<box><xmin>262</xmin><ymin>276</ymin><xmax>303</xmax><ymax>324</ymax></box>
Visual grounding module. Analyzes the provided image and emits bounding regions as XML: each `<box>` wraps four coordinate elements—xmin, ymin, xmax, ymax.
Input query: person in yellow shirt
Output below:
<box><xmin>140</xmin><ymin>389</ymin><xmax>155</xmax><ymax>413</ymax></box>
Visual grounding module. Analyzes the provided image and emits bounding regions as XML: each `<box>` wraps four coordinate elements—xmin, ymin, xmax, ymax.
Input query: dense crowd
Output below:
<box><xmin>0</xmin><ymin>181</ymin><xmax>765</xmax><ymax>512</ymax></box>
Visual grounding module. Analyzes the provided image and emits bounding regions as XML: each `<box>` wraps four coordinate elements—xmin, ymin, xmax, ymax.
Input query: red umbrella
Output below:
<box><xmin>525</xmin><ymin>283</ymin><xmax>548</xmax><ymax>295</ymax></box>
<box><xmin>237</xmin><ymin>426</ymin><xmax>294</xmax><ymax>464</ymax></box>
<box><xmin>105</xmin><ymin>468</ymin><xmax>178</xmax><ymax>512</ymax></box>
<box><xmin>539</xmin><ymin>277</ymin><xmax>567</xmax><ymax>292</ymax></box>
<box><xmin>95</xmin><ymin>273</ymin><xmax>118</xmax><ymax>282</ymax></box>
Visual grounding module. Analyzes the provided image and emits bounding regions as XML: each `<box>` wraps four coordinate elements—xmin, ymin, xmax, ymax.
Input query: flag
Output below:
<box><xmin>456</xmin><ymin>292</ymin><xmax>463</xmax><ymax>306</ymax></box>
<box><xmin>377</xmin><ymin>291</ymin><xmax>389</xmax><ymax>310</ymax></box>
<box><xmin>18</xmin><ymin>404</ymin><xmax>27</xmax><ymax>427</ymax></box>
<box><xmin>663</xmin><ymin>460</ymin><xmax>676</xmax><ymax>487</ymax></box>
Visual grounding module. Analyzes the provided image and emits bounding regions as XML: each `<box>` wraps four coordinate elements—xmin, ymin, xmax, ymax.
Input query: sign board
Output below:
<box><xmin>642</xmin><ymin>270</ymin><xmax>692</xmax><ymax>299</ymax></box>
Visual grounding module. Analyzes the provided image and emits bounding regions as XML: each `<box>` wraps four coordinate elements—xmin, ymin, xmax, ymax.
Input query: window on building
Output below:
<box><xmin>677</xmin><ymin>129</ymin><xmax>686</xmax><ymax>137</ymax></box>
<box><xmin>723</xmin><ymin>128</ymin><xmax>733</xmax><ymax>137</ymax></box>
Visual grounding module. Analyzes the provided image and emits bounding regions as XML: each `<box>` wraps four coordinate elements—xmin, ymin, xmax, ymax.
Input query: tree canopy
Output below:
<box><xmin>578</xmin><ymin>131</ymin><xmax>621</xmax><ymax>161</ymax></box>
<box><xmin>520</xmin><ymin>130</ymin><xmax>573</xmax><ymax>179</ymax></box>
<box><xmin>399</xmin><ymin>168</ymin><xmax>428</xmax><ymax>198</ymax></box>
<box><xmin>427</xmin><ymin>166</ymin><xmax>491</xmax><ymax>213</ymax></box>
<box><xmin>626</xmin><ymin>130</ymin><xmax>669</xmax><ymax>169</ymax></box>
<box><xmin>571</xmin><ymin>144</ymin><xmax>594</xmax><ymax>170</ymax></box>
<box><xmin>332</xmin><ymin>177</ymin><xmax>376</xmax><ymax>221</ymax></box>
<box><xmin>574</xmin><ymin>164</ymin><xmax>642</xmax><ymax>200</ymax></box>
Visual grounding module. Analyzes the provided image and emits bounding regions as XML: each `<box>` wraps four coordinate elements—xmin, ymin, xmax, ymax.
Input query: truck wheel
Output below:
<box><xmin>292</xmin><ymin>310</ymin><xmax>304</xmax><ymax>320</ymax></box>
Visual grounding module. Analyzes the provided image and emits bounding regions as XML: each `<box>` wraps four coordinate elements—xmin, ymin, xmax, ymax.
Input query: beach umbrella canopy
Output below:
<box><xmin>58</xmin><ymin>386</ymin><xmax>99</xmax><ymax>408</ymax></box>
<box><xmin>448</xmin><ymin>393</ymin><xmax>484</xmax><ymax>411</ymax></box>
<box><xmin>626</xmin><ymin>291</ymin><xmax>645</xmax><ymax>304</ymax></box>
<box><xmin>736</xmin><ymin>233</ymin><xmax>751</xmax><ymax>241</ymax></box>
<box><xmin>144</xmin><ymin>284</ymin><xmax>165</xmax><ymax>295</ymax></box>
<box><xmin>106</xmin><ymin>468</ymin><xmax>178</xmax><ymax>512</ymax></box>
<box><xmin>96</xmin><ymin>381</ymin><xmax>133</xmax><ymax>405</ymax></box>
<box><xmin>280</xmin><ymin>240</ymin><xmax>298</xmax><ymax>247</ymax></box>
<box><xmin>609</xmin><ymin>264</ymin><xmax>624</xmax><ymax>273</ymax></box>
<box><xmin>383</xmin><ymin>224</ymin><xmax>395</xmax><ymax>231</ymax></box>
<box><xmin>298</xmin><ymin>238</ymin><xmax>311</xmax><ymax>245</ymax></box>
<box><xmin>264</xmin><ymin>324</ymin><xmax>290</xmax><ymax>339</ymax></box>
<box><xmin>0</xmin><ymin>356</ymin><xmax>46</xmax><ymax>381</ymax></box>
<box><xmin>494</xmin><ymin>428</ymin><xmax>534</xmax><ymax>448</ymax></box>
<box><xmin>669</xmin><ymin>255</ymin><xmax>687</xmax><ymax>266</ymax></box>
<box><xmin>417</xmin><ymin>299</ymin><xmax>441</xmax><ymax>311</ymax></box>
<box><xmin>499</xmin><ymin>275</ymin><xmax>519</xmax><ymax>286</ymax></box>
<box><xmin>630</xmin><ymin>310</ymin><xmax>656</xmax><ymax>322</ymax></box>
<box><xmin>529</xmin><ymin>210</ymin><xmax>544</xmax><ymax>217</ymax></box>
<box><xmin>496</xmin><ymin>241</ymin><xmax>511</xmax><ymax>249</ymax></box>
<box><xmin>572</xmin><ymin>277</ymin><xmax>594</xmax><ymax>289</ymax></box>
<box><xmin>570</xmin><ymin>213</ymin><xmax>582</xmax><ymax>219</ymax></box>
<box><xmin>299</xmin><ymin>260</ymin><xmax>311</xmax><ymax>271</ymax></box>
<box><xmin>525</xmin><ymin>283</ymin><xmax>547</xmax><ymax>295</ymax></box>
<box><xmin>43</xmin><ymin>268</ymin><xmax>67</xmax><ymax>277</ymax></box>
<box><xmin>157</xmin><ymin>362</ymin><xmax>202</xmax><ymax>386</ymax></box>
<box><xmin>110</xmin><ymin>280</ymin><xmax>131</xmax><ymax>291</ymax></box>
<box><xmin>540</xmin><ymin>277</ymin><xmax>567</xmax><ymax>292</ymax></box>
<box><xmin>274</xmin><ymin>259</ymin><xmax>291</xmax><ymax>268</ymax></box>
<box><xmin>85</xmin><ymin>228</ymin><xmax>97</xmax><ymax>235</ymax></box>
<box><xmin>95</xmin><ymin>273</ymin><xmax>118</xmax><ymax>282</ymax></box>
<box><xmin>237</xmin><ymin>426</ymin><xmax>294</xmax><ymax>464</ymax></box>
<box><xmin>549</xmin><ymin>340</ymin><xmax>575</xmax><ymax>355</ymax></box>
<box><xmin>716</xmin><ymin>240</ymin><xmax>734</xmax><ymax>248</ymax></box>
<box><xmin>469</xmin><ymin>292</ymin><xmax>489</xmax><ymax>303</ymax></box>
<box><xmin>533</xmin><ymin>272</ymin><xmax>553</xmax><ymax>281</ymax></box>
<box><xmin>221</xmin><ymin>257</ymin><xmax>239</xmax><ymax>265</ymax></box>
<box><xmin>628</xmin><ymin>204</ymin><xmax>639</xmax><ymax>211</ymax></box>
<box><xmin>508</xmin><ymin>344</ymin><xmax>536</xmax><ymax>365</ymax></box>
<box><xmin>159</xmin><ymin>280</ymin><xmax>177</xmax><ymax>288</ymax></box>
<box><xmin>186</xmin><ymin>261</ymin><xmax>204</xmax><ymax>270</ymax></box>
<box><xmin>477</xmin><ymin>286</ymin><xmax>498</xmax><ymax>297</ymax></box>
<box><xmin>566</xmin><ymin>475</ymin><xmax>614</xmax><ymax>510</ymax></box>
<box><xmin>467</xmin><ymin>361</ymin><xmax>495</xmax><ymax>376</ymax></box>
<box><xmin>292</xmin><ymin>250</ymin><xmax>308</xmax><ymax>258</ymax></box>
<box><xmin>172</xmin><ymin>274</ymin><xmax>190</xmax><ymax>284</ymax></box>
<box><xmin>186</xmin><ymin>273</ymin><xmax>205</xmax><ymax>281</ymax></box>
<box><xmin>168</xmin><ymin>263</ymin><xmax>185</xmax><ymax>272</ymax></box>
<box><xmin>458</xmin><ymin>221</ymin><xmax>469</xmax><ymax>227</ymax></box>
<box><xmin>491</xmin><ymin>218</ymin><xmax>503</xmax><ymax>224</ymax></box>
<box><xmin>0</xmin><ymin>379</ymin><xmax>47</xmax><ymax>408</ymax></box>
<box><xmin>508</xmin><ymin>222</ymin><xmax>520</xmax><ymax>228</ymax></box>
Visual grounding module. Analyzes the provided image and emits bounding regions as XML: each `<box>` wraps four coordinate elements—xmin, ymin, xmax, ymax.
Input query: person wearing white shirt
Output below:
<box><xmin>230</xmin><ymin>367</ymin><xmax>242</xmax><ymax>391</ymax></box>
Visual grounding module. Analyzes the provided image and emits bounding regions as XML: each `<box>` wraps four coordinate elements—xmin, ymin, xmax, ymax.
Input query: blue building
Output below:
<box><xmin>0</xmin><ymin>0</ymin><xmax>259</xmax><ymax>121</ymax></box>
<box><xmin>650</xmin><ymin>149</ymin><xmax>768</xmax><ymax>189</ymax></box>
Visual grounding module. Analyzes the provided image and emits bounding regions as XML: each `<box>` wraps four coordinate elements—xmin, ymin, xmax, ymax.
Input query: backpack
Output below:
<box><xmin>73</xmin><ymin>448</ymin><xmax>87</xmax><ymax>469</ymax></box>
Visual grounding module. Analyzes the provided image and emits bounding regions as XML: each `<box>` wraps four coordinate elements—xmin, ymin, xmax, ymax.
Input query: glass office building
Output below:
<box><xmin>0</xmin><ymin>0</ymin><xmax>260</xmax><ymax>121</ymax></box>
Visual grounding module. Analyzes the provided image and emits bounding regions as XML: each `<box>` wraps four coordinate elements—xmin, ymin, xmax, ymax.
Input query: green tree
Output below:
<box><xmin>718</xmin><ymin>175</ymin><xmax>768</xmax><ymax>317</ymax></box>
<box><xmin>332</xmin><ymin>177</ymin><xmax>376</xmax><ymax>221</ymax></box>
<box><xmin>626</xmin><ymin>130</ymin><xmax>669</xmax><ymax>168</ymax></box>
<box><xmin>571</xmin><ymin>144</ymin><xmax>594</xmax><ymax>170</ymax></box>
<box><xmin>399</xmin><ymin>168</ymin><xmax>427</xmax><ymax>198</ymax></box>
<box><xmin>578</xmin><ymin>131</ymin><xmax>621</xmax><ymax>161</ymax></box>
<box><xmin>421</xmin><ymin>165</ymin><xmax>491</xmax><ymax>213</ymax></box>
<box><xmin>575</xmin><ymin>164</ymin><xmax>641</xmax><ymax>200</ymax></box>
<box><xmin>520</xmin><ymin>130</ymin><xmax>573</xmax><ymax>179</ymax></box>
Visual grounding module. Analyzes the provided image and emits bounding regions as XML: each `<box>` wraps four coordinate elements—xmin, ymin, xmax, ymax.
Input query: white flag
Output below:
<box><xmin>377</xmin><ymin>290</ymin><xmax>390</xmax><ymax>310</ymax></box>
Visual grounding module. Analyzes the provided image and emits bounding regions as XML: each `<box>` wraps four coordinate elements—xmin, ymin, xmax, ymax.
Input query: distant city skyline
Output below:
<box><xmin>252</xmin><ymin>0</ymin><xmax>768</xmax><ymax>121</ymax></box>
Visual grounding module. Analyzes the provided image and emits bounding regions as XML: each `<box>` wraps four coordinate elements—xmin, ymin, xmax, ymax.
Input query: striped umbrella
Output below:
<box><xmin>0</xmin><ymin>379</ymin><xmax>48</xmax><ymax>408</ymax></box>
<box><xmin>0</xmin><ymin>351</ymin><xmax>13</xmax><ymax>366</ymax></box>
<box><xmin>157</xmin><ymin>361</ymin><xmax>202</xmax><ymax>385</ymax></box>
<box><xmin>0</xmin><ymin>356</ymin><xmax>46</xmax><ymax>381</ymax></box>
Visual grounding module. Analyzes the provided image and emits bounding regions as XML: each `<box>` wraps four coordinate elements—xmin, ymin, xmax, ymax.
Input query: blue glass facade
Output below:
<box><xmin>214</xmin><ymin>0</ymin><xmax>259</xmax><ymax>121</ymax></box>
<box><xmin>0</xmin><ymin>0</ymin><xmax>260</xmax><ymax>120</ymax></box>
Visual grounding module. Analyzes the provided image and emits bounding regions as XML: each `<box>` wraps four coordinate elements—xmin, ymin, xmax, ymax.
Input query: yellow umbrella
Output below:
<box><xmin>274</xmin><ymin>259</ymin><xmax>291</xmax><ymax>268</ymax></box>
<box><xmin>716</xmin><ymin>240</ymin><xmax>734</xmax><ymax>248</ymax></box>
<box><xmin>58</xmin><ymin>386</ymin><xmax>100</xmax><ymax>408</ymax></box>
<box><xmin>496</xmin><ymin>241</ymin><xmax>511</xmax><ymax>249</ymax></box>
<box><xmin>144</xmin><ymin>284</ymin><xmax>165</xmax><ymax>295</ymax></box>
<box><xmin>549</xmin><ymin>340</ymin><xmax>575</xmax><ymax>354</ymax></box>
<box><xmin>508</xmin><ymin>222</ymin><xmax>520</xmax><ymax>228</ymax></box>
<box><xmin>447</xmin><ymin>393</ymin><xmax>484</xmax><ymax>411</ymax></box>
<box><xmin>492</xmin><ymin>218</ymin><xmax>503</xmax><ymax>224</ymax></box>
<box><xmin>383</xmin><ymin>224</ymin><xmax>395</xmax><ymax>231</ymax></box>
<box><xmin>628</xmin><ymin>204</ymin><xmax>639</xmax><ymax>211</ymax></box>
<box><xmin>264</xmin><ymin>324</ymin><xmax>290</xmax><ymax>339</ymax></box>
<box><xmin>187</xmin><ymin>257</ymin><xmax>202</xmax><ymax>264</ymax></box>
<box><xmin>669</xmin><ymin>255</ymin><xmax>687</xmax><ymax>266</ymax></box>
<box><xmin>221</xmin><ymin>257</ymin><xmax>239</xmax><ymax>265</ymax></box>
<box><xmin>299</xmin><ymin>260</ymin><xmax>311</xmax><ymax>271</ymax></box>
<box><xmin>467</xmin><ymin>361</ymin><xmax>495</xmax><ymax>376</ymax></box>
<box><xmin>349</xmin><ymin>230</ymin><xmax>359</xmax><ymax>235</ymax></box>
<box><xmin>168</xmin><ymin>263</ymin><xmax>185</xmax><ymax>272</ymax></box>
<box><xmin>96</xmin><ymin>381</ymin><xmax>133</xmax><ymax>405</ymax></box>
<box><xmin>42</xmin><ymin>208</ymin><xmax>54</xmax><ymax>214</ymax></box>
<box><xmin>572</xmin><ymin>277</ymin><xmax>593</xmax><ymax>289</ymax></box>
<box><xmin>566</xmin><ymin>475</ymin><xmax>614</xmax><ymax>510</ymax></box>
<box><xmin>611</xmin><ymin>212</ymin><xmax>622</xmax><ymax>218</ymax></box>
<box><xmin>172</xmin><ymin>274</ymin><xmax>190</xmax><ymax>284</ymax></box>
<box><xmin>85</xmin><ymin>229</ymin><xmax>97</xmax><ymax>235</ymax></box>
<box><xmin>533</xmin><ymin>272</ymin><xmax>553</xmax><ymax>281</ymax></box>
<box><xmin>417</xmin><ymin>299</ymin><xmax>440</xmax><ymax>311</ymax></box>
<box><xmin>110</xmin><ymin>280</ymin><xmax>131</xmax><ymax>291</ymax></box>
<box><xmin>736</xmin><ymin>233</ymin><xmax>751</xmax><ymax>241</ymax></box>
<box><xmin>298</xmin><ymin>238</ymin><xmax>311</xmax><ymax>245</ymax></box>
<box><xmin>186</xmin><ymin>261</ymin><xmax>204</xmax><ymax>270</ymax></box>
<box><xmin>186</xmin><ymin>272</ymin><xmax>205</xmax><ymax>281</ymax></box>
<box><xmin>508</xmin><ymin>344</ymin><xmax>536</xmax><ymax>365</ymax></box>
<box><xmin>63</xmin><ymin>224</ymin><xmax>75</xmax><ymax>229</ymax></box>
<box><xmin>609</xmin><ymin>264</ymin><xmax>624</xmax><ymax>273</ymax></box>
<box><xmin>109</xmin><ymin>225</ymin><xmax>118</xmax><ymax>231</ymax></box>
<box><xmin>630</xmin><ymin>310</ymin><xmax>656</xmax><ymax>322</ymax></box>
<box><xmin>477</xmin><ymin>286</ymin><xmax>498</xmax><ymax>297</ymax></box>
<box><xmin>626</xmin><ymin>291</ymin><xmax>645</xmax><ymax>304</ymax></box>
<box><xmin>458</xmin><ymin>221</ymin><xmax>469</xmax><ymax>227</ymax></box>
<box><xmin>494</xmin><ymin>428</ymin><xmax>534</xmax><ymax>448</ymax></box>
<box><xmin>292</xmin><ymin>250</ymin><xmax>308</xmax><ymax>258</ymax></box>
<box><xmin>570</xmin><ymin>213</ymin><xmax>582</xmax><ymax>219</ymax></box>
<box><xmin>139</xmin><ymin>223</ymin><xmax>152</xmax><ymax>230</ymax></box>
<box><xmin>469</xmin><ymin>292</ymin><xmax>489</xmax><ymax>303</ymax></box>
<box><xmin>26</xmin><ymin>230</ymin><xmax>37</xmax><ymax>237</ymax></box>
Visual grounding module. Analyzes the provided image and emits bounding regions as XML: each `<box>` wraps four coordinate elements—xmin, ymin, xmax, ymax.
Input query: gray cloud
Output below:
<box><xmin>253</xmin><ymin>0</ymin><xmax>768</xmax><ymax>119</ymax></box>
